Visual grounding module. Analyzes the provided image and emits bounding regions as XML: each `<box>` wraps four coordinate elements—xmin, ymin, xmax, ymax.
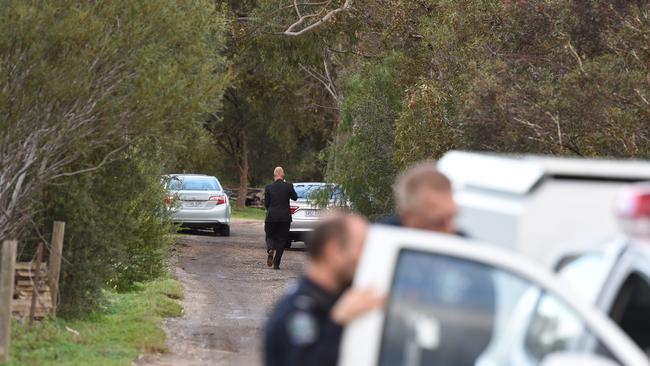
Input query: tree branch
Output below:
<box><xmin>283</xmin><ymin>0</ymin><xmax>352</xmax><ymax>36</ymax></box>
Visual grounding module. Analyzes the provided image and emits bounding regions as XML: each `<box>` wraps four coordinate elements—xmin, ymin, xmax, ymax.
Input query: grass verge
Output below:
<box><xmin>231</xmin><ymin>206</ymin><xmax>265</xmax><ymax>221</ymax></box>
<box><xmin>5</xmin><ymin>278</ymin><xmax>183</xmax><ymax>366</ymax></box>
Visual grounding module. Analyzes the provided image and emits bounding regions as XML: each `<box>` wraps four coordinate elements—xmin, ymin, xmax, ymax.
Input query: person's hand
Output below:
<box><xmin>330</xmin><ymin>288</ymin><xmax>386</xmax><ymax>325</ymax></box>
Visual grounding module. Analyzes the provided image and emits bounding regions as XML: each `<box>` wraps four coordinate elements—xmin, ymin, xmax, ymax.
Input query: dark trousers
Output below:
<box><xmin>265</xmin><ymin>222</ymin><xmax>290</xmax><ymax>267</ymax></box>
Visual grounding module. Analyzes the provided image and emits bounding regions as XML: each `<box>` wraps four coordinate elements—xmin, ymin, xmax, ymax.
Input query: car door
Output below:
<box><xmin>339</xmin><ymin>225</ymin><xmax>649</xmax><ymax>366</ymax></box>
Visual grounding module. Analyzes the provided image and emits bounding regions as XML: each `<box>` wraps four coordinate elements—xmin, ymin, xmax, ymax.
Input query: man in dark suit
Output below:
<box><xmin>264</xmin><ymin>166</ymin><xmax>298</xmax><ymax>269</ymax></box>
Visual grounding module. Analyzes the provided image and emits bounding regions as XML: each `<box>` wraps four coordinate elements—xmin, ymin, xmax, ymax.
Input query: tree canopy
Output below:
<box><xmin>2</xmin><ymin>0</ymin><xmax>649</xmax><ymax>314</ymax></box>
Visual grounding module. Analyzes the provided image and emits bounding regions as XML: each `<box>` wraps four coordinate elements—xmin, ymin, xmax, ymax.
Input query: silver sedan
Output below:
<box><xmin>288</xmin><ymin>182</ymin><xmax>342</xmax><ymax>245</ymax></box>
<box><xmin>164</xmin><ymin>174</ymin><xmax>231</xmax><ymax>236</ymax></box>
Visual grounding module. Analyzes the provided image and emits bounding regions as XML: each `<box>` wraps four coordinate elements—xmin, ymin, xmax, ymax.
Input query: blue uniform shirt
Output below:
<box><xmin>265</xmin><ymin>276</ymin><xmax>343</xmax><ymax>366</ymax></box>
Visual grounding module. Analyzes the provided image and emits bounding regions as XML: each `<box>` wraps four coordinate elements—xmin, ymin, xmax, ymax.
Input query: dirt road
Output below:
<box><xmin>139</xmin><ymin>219</ymin><xmax>308</xmax><ymax>366</ymax></box>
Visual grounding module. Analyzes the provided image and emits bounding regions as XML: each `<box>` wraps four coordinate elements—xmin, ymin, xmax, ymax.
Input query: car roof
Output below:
<box><xmin>624</xmin><ymin>237</ymin><xmax>650</xmax><ymax>259</ymax></box>
<box><xmin>439</xmin><ymin>150</ymin><xmax>650</xmax><ymax>195</ymax></box>
<box><xmin>553</xmin><ymin>234</ymin><xmax>650</xmax><ymax>266</ymax></box>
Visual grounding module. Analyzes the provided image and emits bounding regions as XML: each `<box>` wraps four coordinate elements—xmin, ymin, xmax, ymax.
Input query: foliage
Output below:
<box><xmin>317</xmin><ymin>0</ymin><xmax>650</xmax><ymax>218</ymax></box>
<box><xmin>1</xmin><ymin>0</ymin><xmax>229</xmax><ymax>315</ymax></box>
<box><xmin>207</xmin><ymin>0</ymin><xmax>342</xmax><ymax>199</ymax></box>
<box><xmin>47</xmin><ymin>149</ymin><xmax>178</xmax><ymax>315</ymax></box>
<box><xmin>325</xmin><ymin>55</ymin><xmax>406</xmax><ymax>218</ymax></box>
<box><xmin>6</xmin><ymin>278</ymin><xmax>183</xmax><ymax>366</ymax></box>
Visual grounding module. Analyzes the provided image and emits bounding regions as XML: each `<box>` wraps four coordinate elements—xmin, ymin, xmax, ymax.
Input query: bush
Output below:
<box><xmin>46</xmin><ymin>148</ymin><xmax>177</xmax><ymax>316</ymax></box>
<box><xmin>325</xmin><ymin>55</ymin><xmax>406</xmax><ymax>219</ymax></box>
<box><xmin>1</xmin><ymin>0</ymin><xmax>230</xmax><ymax>316</ymax></box>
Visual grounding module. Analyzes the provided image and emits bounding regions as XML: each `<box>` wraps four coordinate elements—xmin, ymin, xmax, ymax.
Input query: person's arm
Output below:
<box><xmin>289</xmin><ymin>184</ymin><xmax>298</xmax><ymax>201</ymax></box>
<box><xmin>330</xmin><ymin>288</ymin><xmax>385</xmax><ymax>325</ymax></box>
<box><xmin>264</xmin><ymin>186</ymin><xmax>271</xmax><ymax>209</ymax></box>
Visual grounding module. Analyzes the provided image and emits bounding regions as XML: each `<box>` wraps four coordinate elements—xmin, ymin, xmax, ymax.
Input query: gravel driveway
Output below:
<box><xmin>137</xmin><ymin>219</ymin><xmax>308</xmax><ymax>366</ymax></box>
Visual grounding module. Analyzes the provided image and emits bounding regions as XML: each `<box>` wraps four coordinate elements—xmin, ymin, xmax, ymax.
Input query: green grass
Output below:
<box><xmin>231</xmin><ymin>206</ymin><xmax>265</xmax><ymax>221</ymax></box>
<box><xmin>5</xmin><ymin>278</ymin><xmax>183</xmax><ymax>366</ymax></box>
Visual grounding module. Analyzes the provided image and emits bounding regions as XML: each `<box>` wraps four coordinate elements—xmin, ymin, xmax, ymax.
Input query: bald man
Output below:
<box><xmin>264</xmin><ymin>167</ymin><xmax>298</xmax><ymax>269</ymax></box>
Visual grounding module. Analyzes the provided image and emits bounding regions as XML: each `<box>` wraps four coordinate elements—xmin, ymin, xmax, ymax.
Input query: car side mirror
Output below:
<box><xmin>542</xmin><ymin>352</ymin><xmax>620</xmax><ymax>366</ymax></box>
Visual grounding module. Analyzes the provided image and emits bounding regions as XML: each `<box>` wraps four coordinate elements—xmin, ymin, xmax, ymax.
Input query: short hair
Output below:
<box><xmin>307</xmin><ymin>216</ymin><xmax>349</xmax><ymax>259</ymax></box>
<box><xmin>393</xmin><ymin>161</ymin><xmax>451</xmax><ymax>212</ymax></box>
<box><xmin>274</xmin><ymin>166</ymin><xmax>285</xmax><ymax>178</ymax></box>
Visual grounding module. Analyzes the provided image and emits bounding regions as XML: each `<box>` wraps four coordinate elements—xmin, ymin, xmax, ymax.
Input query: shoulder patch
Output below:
<box><xmin>287</xmin><ymin>311</ymin><xmax>318</xmax><ymax>346</ymax></box>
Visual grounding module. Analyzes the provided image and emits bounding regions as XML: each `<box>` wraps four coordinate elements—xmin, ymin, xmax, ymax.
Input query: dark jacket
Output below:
<box><xmin>264</xmin><ymin>277</ymin><xmax>343</xmax><ymax>366</ymax></box>
<box><xmin>264</xmin><ymin>179</ymin><xmax>298</xmax><ymax>222</ymax></box>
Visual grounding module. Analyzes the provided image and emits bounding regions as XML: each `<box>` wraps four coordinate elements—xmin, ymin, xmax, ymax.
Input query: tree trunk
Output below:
<box><xmin>236</xmin><ymin>129</ymin><xmax>249</xmax><ymax>210</ymax></box>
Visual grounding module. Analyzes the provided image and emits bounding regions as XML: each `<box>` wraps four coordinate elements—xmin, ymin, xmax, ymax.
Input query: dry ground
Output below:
<box><xmin>137</xmin><ymin>219</ymin><xmax>308</xmax><ymax>366</ymax></box>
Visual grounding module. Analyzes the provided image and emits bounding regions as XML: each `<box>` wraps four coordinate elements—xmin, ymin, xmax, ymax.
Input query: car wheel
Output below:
<box><xmin>220</xmin><ymin>225</ymin><xmax>230</xmax><ymax>237</ymax></box>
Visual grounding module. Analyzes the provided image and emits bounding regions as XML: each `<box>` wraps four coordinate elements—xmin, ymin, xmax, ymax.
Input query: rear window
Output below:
<box><xmin>169</xmin><ymin>176</ymin><xmax>221</xmax><ymax>191</ymax></box>
<box><xmin>295</xmin><ymin>184</ymin><xmax>325</xmax><ymax>199</ymax></box>
<box><xmin>294</xmin><ymin>184</ymin><xmax>342</xmax><ymax>201</ymax></box>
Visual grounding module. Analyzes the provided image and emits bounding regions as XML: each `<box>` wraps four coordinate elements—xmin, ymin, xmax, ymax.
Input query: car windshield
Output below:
<box><xmin>169</xmin><ymin>176</ymin><xmax>221</xmax><ymax>191</ymax></box>
<box><xmin>294</xmin><ymin>184</ymin><xmax>341</xmax><ymax>201</ymax></box>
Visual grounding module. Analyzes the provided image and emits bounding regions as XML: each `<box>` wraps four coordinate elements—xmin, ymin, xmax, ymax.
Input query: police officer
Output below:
<box><xmin>381</xmin><ymin>161</ymin><xmax>495</xmax><ymax>366</ymax></box>
<box><xmin>264</xmin><ymin>213</ymin><xmax>384</xmax><ymax>366</ymax></box>
<box><xmin>381</xmin><ymin>161</ymin><xmax>458</xmax><ymax>233</ymax></box>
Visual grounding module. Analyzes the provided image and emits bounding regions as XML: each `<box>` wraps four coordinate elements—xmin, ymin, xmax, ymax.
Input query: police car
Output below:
<box><xmin>465</xmin><ymin>183</ymin><xmax>650</xmax><ymax>366</ymax></box>
<box><xmin>338</xmin><ymin>193</ymin><xmax>650</xmax><ymax>366</ymax></box>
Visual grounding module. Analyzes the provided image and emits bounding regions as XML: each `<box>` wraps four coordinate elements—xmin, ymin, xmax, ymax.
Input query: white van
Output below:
<box><xmin>437</xmin><ymin>151</ymin><xmax>650</xmax><ymax>264</ymax></box>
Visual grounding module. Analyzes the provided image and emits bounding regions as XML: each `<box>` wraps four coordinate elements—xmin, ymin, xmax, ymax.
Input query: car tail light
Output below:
<box><xmin>615</xmin><ymin>184</ymin><xmax>650</xmax><ymax>237</ymax></box>
<box><xmin>164</xmin><ymin>195</ymin><xmax>175</xmax><ymax>205</ymax></box>
<box><xmin>209</xmin><ymin>195</ymin><xmax>227</xmax><ymax>205</ymax></box>
<box><xmin>290</xmin><ymin>206</ymin><xmax>299</xmax><ymax>215</ymax></box>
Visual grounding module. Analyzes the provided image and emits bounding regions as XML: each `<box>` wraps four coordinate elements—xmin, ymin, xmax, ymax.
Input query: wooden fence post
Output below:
<box><xmin>0</xmin><ymin>240</ymin><xmax>17</xmax><ymax>363</ymax></box>
<box><xmin>28</xmin><ymin>243</ymin><xmax>43</xmax><ymax>327</ymax></box>
<box><xmin>49</xmin><ymin>221</ymin><xmax>65</xmax><ymax>317</ymax></box>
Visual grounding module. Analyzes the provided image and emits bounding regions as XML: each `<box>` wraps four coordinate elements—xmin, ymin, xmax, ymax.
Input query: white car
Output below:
<box><xmin>476</xmin><ymin>234</ymin><xmax>650</xmax><ymax>366</ymax></box>
<box><xmin>339</xmin><ymin>225</ymin><xmax>649</xmax><ymax>366</ymax></box>
<box><xmin>476</xmin><ymin>184</ymin><xmax>650</xmax><ymax>365</ymax></box>
<box><xmin>164</xmin><ymin>174</ymin><xmax>231</xmax><ymax>236</ymax></box>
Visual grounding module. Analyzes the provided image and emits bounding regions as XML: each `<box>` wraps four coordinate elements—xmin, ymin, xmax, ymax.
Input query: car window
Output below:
<box><xmin>169</xmin><ymin>176</ymin><xmax>221</xmax><ymax>191</ymax></box>
<box><xmin>524</xmin><ymin>292</ymin><xmax>595</xmax><ymax>363</ymax></box>
<box><xmin>294</xmin><ymin>184</ymin><xmax>341</xmax><ymax>201</ymax></box>
<box><xmin>378</xmin><ymin>249</ymin><xmax>622</xmax><ymax>366</ymax></box>
<box><xmin>294</xmin><ymin>184</ymin><xmax>319</xmax><ymax>199</ymax></box>
<box><xmin>608</xmin><ymin>272</ymin><xmax>650</xmax><ymax>353</ymax></box>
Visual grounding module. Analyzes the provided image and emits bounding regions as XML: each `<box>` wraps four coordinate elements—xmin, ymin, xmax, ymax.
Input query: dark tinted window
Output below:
<box><xmin>609</xmin><ymin>272</ymin><xmax>650</xmax><ymax>352</ymax></box>
<box><xmin>169</xmin><ymin>176</ymin><xmax>221</xmax><ymax>191</ymax></box>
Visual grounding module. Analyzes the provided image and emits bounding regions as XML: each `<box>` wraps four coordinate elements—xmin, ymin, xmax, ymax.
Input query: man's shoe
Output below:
<box><xmin>267</xmin><ymin>250</ymin><xmax>274</xmax><ymax>267</ymax></box>
<box><xmin>273</xmin><ymin>266</ymin><xmax>280</xmax><ymax>270</ymax></box>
